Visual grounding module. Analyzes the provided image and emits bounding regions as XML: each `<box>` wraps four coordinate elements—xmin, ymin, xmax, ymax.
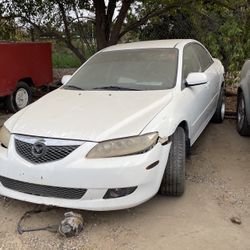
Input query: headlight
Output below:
<box><xmin>0</xmin><ymin>125</ymin><xmax>11</xmax><ymax>148</ymax></box>
<box><xmin>86</xmin><ymin>132</ymin><xmax>159</xmax><ymax>159</ymax></box>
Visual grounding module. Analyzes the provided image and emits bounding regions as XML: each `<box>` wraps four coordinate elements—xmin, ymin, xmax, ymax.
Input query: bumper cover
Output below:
<box><xmin>0</xmin><ymin>137</ymin><xmax>171</xmax><ymax>211</ymax></box>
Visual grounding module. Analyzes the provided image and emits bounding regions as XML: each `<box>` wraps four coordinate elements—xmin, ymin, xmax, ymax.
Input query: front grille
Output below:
<box><xmin>0</xmin><ymin>176</ymin><xmax>86</xmax><ymax>199</ymax></box>
<box><xmin>15</xmin><ymin>139</ymin><xmax>80</xmax><ymax>164</ymax></box>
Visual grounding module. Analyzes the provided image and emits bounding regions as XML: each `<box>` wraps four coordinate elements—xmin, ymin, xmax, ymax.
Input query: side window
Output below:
<box><xmin>192</xmin><ymin>43</ymin><xmax>214</xmax><ymax>71</ymax></box>
<box><xmin>182</xmin><ymin>44</ymin><xmax>201</xmax><ymax>84</ymax></box>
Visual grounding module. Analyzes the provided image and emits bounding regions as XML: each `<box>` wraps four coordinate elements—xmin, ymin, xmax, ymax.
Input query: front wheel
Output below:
<box><xmin>5</xmin><ymin>81</ymin><xmax>32</xmax><ymax>113</ymax></box>
<box><xmin>159</xmin><ymin>127</ymin><xmax>186</xmax><ymax>196</ymax></box>
<box><xmin>237</xmin><ymin>92</ymin><xmax>250</xmax><ymax>136</ymax></box>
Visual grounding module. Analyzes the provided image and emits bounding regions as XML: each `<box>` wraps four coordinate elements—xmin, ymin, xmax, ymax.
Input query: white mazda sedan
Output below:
<box><xmin>0</xmin><ymin>40</ymin><xmax>225</xmax><ymax>211</ymax></box>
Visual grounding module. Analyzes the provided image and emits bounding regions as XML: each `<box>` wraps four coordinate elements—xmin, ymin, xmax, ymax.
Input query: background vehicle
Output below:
<box><xmin>0</xmin><ymin>42</ymin><xmax>53</xmax><ymax>113</ymax></box>
<box><xmin>237</xmin><ymin>60</ymin><xmax>250</xmax><ymax>136</ymax></box>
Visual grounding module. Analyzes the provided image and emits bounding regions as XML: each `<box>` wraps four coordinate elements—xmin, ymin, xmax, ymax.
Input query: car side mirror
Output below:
<box><xmin>61</xmin><ymin>75</ymin><xmax>72</xmax><ymax>85</ymax></box>
<box><xmin>186</xmin><ymin>72</ymin><xmax>208</xmax><ymax>87</ymax></box>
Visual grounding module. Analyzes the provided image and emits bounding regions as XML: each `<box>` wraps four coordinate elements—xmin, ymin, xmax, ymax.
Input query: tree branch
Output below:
<box><xmin>109</xmin><ymin>0</ymin><xmax>133</xmax><ymax>45</ymax></box>
<box><xmin>72</xmin><ymin>1</ymin><xmax>95</xmax><ymax>54</ymax></box>
<box><xmin>119</xmin><ymin>0</ymin><xmax>194</xmax><ymax>39</ymax></box>
<box><xmin>56</xmin><ymin>0</ymin><xmax>86</xmax><ymax>62</ymax></box>
<box><xmin>56</xmin><ymin>1</ymin><xmax>71</xmax><ymax>42</ymax></box>
<box><xmin>107</xmin><ymin>0</ymin><xmax>117</xmax><ymax>24</ymax></box>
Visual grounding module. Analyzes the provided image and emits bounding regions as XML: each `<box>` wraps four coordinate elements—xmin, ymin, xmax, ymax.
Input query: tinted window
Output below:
<box><xmin>182</xmin><ymin>44</ymin><xmax>201</xmax><ymax>82</ymax></box>
<box><xmin>65</xmin><ymin>48</ymin><xmax>178</xmax><ymax>91</ymax></box>
<box><xmin>192</xmin><ymin>43</ymin><xmax>214</xmax><ymax>71</ymax></box>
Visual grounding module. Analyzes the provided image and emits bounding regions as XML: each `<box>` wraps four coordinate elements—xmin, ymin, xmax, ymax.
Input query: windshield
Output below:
<box><xmin>64</xmin><ymin>48</ymin><xmax>178</xmax><ymax>91</ymax></box>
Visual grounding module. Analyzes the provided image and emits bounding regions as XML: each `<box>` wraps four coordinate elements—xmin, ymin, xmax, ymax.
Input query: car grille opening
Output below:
<box><xmin>0</xmin><ymin>176</ymin><xmax>86</xmax><ymax>199</ymax></box>
<box><xmin>15</xmin><ymin>139</ymin><xmax>80</xmax><ymax>164</ymax></box>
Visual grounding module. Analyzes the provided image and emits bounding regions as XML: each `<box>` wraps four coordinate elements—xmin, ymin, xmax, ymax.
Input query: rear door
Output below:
<box><xmin>181</xmin><ymin>43</ymin><xmax>219</xmax><ymax>143</ymax></box>
<box><xmin>192</xmin><ymin>43</ymin><xmax>221</xmax><ymax>114</ymax></box>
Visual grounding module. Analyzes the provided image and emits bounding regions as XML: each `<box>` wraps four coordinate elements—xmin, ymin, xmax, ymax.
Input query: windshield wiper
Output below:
<box><xmin>64</xmin><ymin>85</ymin><xmax>84</xmax><ymax>90</ymax></box>
<box><xmin>92</xmin><ymin>86</ymin><xmax>139</xmax><ymax>91</ymax></box>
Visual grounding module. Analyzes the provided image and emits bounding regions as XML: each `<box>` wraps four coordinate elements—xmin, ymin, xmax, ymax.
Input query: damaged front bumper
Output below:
<box><xmin>0</xmin><ymin>135</ymin><xmax>171</xmax><ymax>211</ymax></box>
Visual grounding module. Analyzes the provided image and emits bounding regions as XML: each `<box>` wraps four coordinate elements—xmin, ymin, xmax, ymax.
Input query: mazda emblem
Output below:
<box><xmin>31</xmin><ymin>140</ymin><xmax>46</xmax><ymax>158</ymax></box>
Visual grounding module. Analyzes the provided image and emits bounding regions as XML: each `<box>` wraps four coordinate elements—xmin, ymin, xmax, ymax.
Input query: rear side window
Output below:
<box><xmin>182</xmin><ymin>43</ymin><xmax>214</xmax><ymax>88</ymax></box>
<box><xmin>192</xmin><ymin>43</ymin><xmax>214</xmax><ymax>71</ymax></box>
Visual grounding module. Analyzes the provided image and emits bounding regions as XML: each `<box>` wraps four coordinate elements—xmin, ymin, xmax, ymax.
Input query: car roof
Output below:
<box><xmin>102</xmin><ymin>39</ymin><xmax>197</xmax><ymax>52</ymax></box>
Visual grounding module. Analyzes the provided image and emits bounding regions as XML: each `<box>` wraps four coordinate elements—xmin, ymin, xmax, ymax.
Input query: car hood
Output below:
<box><xmin>6</xmin><ymin>89</ymin><xmax>173</xmax><ymax>141</ymax></box>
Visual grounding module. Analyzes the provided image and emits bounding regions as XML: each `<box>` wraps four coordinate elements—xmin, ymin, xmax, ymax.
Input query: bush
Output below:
<box><xmin>52</xmin><ymin>50</ymin><xmax>81</xmax><ymax>69</ymax></box>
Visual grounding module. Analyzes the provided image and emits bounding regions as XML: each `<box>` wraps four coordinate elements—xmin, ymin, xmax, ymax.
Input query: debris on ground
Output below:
<box><xmin>58</xmin><ymin>211</ymin><xmax>84</xmax><ymax>237</ymax></box>
<box><xmin>17</xmin><ymin>205</ymin><xmax>84</xmax><ymax>238</ymax></box>
<box><xmin>17</xmin><ymin>205</ymin><xmax>57</xmax><ymax>234</ymax></box>
<box><xmin>230</xmin><ymin>216</ymin><xmax>242</xmax><ymax>225</ymax></box>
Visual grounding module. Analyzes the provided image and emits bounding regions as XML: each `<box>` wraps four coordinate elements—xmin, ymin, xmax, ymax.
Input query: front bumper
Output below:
<box><xmin>0</xmin><ymin>136</ymin><xmax>171</xmax><ymax>211</ymax></box>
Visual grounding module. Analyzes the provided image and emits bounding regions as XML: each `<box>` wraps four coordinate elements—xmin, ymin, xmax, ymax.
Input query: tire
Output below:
<box><xmin>5</xmin><ymin>81</ymin><xmax>32</xmax><ymax>113</ymax></box>
<box><xmin>212</xmin><ymin>87</ymin><xmax>225</xmax><ymax>123</ymax></box>
<box><xmin>237</xmin><ymin>92</ymin><xmax>250</xmax><ymax>136</ymax></box>
<box><xmin>159</xmin><ymin>127</ymin><xmax>186</xmax><ymax>196</ymax></box>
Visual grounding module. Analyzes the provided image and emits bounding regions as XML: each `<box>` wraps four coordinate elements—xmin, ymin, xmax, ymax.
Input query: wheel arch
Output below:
<box><xmin>237</xmin><ymin>87</ymin><xmax>243</xmax><ymax>105</ymax></box>
<box><xmin>237</xmin><ymin>86</ymin><xmax>242</xmax><ymax>95</ymax></box>
<box><xmin>177</xmin><ymin>120</ymin><xmax>190</xmax><ymax>155</ymax></box>
<box><xmin>18</xmin><ymin>77</ymin><xmax>34</xmax><ymax>88</ymax></box>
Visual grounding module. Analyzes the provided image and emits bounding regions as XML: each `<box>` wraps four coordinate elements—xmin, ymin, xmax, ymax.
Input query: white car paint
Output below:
<box><xmin>5</xmin><ymin>89</ymin><xmax>173</xmax><ymax>141</ymax></box>
<box><xmin>0</xmin><ymin>39</ymin><xmax>224</xmax><ymax>210</ymax></box>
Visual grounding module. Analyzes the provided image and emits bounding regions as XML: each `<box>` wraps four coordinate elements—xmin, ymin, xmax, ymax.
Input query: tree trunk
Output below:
<box><xmin>30</xmin><ymin>28</ymin><xmax>35</xmax><ymax>42</ymax></box>
<box><xmin>94</xmin><ymin>0</ymin><xmax>132</xmax><ymax>50</ymax></box>
<box><xmin>93</xmin><ymin>0</ymin><xmax>109</xmax><ymax>50</ymax></box>
<box><xmin>108</xmin><ymin>0</ymin><xmax>132</xmax><ymax>46</ymax></box>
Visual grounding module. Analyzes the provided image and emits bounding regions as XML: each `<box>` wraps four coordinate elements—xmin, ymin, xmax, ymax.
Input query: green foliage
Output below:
<box><xmin>52</xmin><ymin>38</ymin><xmax>94</xmax><ymax>68</ymax></box>
<box><xmin>191</xmin><ymin>1</ymin><xmax>250</xmax><ymax>71</ymax></box>
<box><xmin>139</xmin><ymin>11</ymin><xmax>197</xmax><ymax>40</ymax></box>
<box><xmin>52</xmin><ymin>50</ymin><xmax>81</xmax><ymax>68</ymax></box>
<box><xmin>52</xmin><ymin>41</ymin><xmax>82</xmax><ymax>68</ymax></box>
<box><xmin>136</xmin><ymin>0</ymin><xmax>250</xmax><ymax>71</ymax></box>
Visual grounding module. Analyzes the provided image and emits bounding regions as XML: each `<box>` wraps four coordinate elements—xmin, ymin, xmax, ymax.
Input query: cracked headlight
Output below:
<box><xmin>87</xmin><ymin>132</ymin><xmax>159</xmax><ymax>159</ymax></box>
<box><xmin>0</xmin><ymin>125</ymin><xmax>11</xmax><ymax>148</ymax></box>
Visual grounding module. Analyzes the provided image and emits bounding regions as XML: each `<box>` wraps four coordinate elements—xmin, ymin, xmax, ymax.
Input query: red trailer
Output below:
<box><xmin>0</xmin><ymin>42</ymin><xmax>53</xmax><ymax>112</ymax></box>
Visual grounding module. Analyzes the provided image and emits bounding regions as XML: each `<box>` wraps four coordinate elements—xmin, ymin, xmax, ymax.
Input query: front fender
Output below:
<box><xmin>141</xmin><ymin>104</ymin><xmax>190</xmax><ymax>139</ymax></box>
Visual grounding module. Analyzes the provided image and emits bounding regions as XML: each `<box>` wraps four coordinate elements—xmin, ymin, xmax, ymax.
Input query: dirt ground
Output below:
<box><xmin>0</xmin><ymin>111</ymin><xmax>250</xmax><ymax>249</ymax></box>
